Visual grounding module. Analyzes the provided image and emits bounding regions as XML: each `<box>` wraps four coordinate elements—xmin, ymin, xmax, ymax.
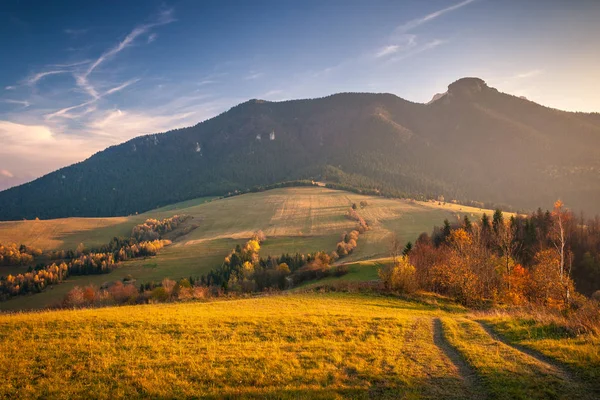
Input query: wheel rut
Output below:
<box><xmin>432</xmin><ymin>318</ymin><xmax>487</xmax><ymax>400</ymax></box>
<box><xmin>474</xmin><ymin>320</ymin><xmax>573</xmax><ymax>381</ymax></box>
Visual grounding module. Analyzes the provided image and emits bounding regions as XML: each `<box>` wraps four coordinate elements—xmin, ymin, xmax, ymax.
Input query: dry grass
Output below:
<box><xmin>1</xmin><ymin>292</ymin><xmax>598</xmax><ymax>399</ymax></box>
<box><xmin>440</xmin><ymin>316</ymin><xmax>597</xmax><ymax>399</ymax></box>
<box><xmin>0</xmin><ymin>293</ymin><xmax>468</xmax><ymax>399</ymax></box>
<box><xmin>474</xmin><ymin>310</ymin><xmax>600</xmax><ymax>387</ymax></box>
<box><xmin>0</xmin><ymin>217</ymin><xmax>130</xmax><ymax>250</ymax></box>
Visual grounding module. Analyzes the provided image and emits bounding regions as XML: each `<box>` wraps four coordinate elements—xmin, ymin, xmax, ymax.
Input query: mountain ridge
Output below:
<box><xmin>1</xmin><ymin>77</ymin><xmax>600</xmax><ymax>220</ymax></box>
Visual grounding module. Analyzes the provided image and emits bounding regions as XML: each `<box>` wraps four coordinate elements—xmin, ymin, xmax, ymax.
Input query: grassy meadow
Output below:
<box><xmin>0</xmin><ymin>187</ymin><xmax>492</xmax><ymax>311</ymax></box>
<box><xmin>1</xmin><ymin>292</ymin><xmax>598</xmax><ymax>399</ymax></box>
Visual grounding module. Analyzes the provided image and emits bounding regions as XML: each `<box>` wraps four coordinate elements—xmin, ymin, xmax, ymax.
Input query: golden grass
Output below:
<box><xmin>1</xmin><ymin>293</ymin><xmax>597</xmax><ymax>399</ymax></box>
<box><xmin>477</xmin><ymin>314</ymin><xmax>600</xmax><ymax>386</ymax></box>
<box><xmin>440</xmin><ymin>317</ymin><xmax>597</xmax><ymax>399</ymax></box>
<box><xmin>0</xmin><ymin>293</ymin><xmax>467</xmax><ymax>399</ymax></box>
<box><xmin>0</xmin><ymin>217</ymin><xmax>130</xmax><ymax>251</ymax></box>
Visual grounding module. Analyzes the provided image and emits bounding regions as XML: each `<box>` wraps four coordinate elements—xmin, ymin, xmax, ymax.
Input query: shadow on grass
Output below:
<box><xmin>180</xmin><ymin>376</ymin><xmax>475</xmax><ymax>399</ymax></box>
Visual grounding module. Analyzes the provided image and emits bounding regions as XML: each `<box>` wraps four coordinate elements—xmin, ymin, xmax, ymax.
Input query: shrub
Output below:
<box><xmin>333</xmin><ymin>264</ymin><xmax>349</xmax><ymax>277</ymax></box>
<box><xmin>378</xmin><ymin>256</ymin><xmax>417</xmax><ymax>293</ymax></box>
<box><xmin>108</xmin><ymin>281</ymin><xmax>138</xmax><ymax>304</ymax></box>
<box><xmin>63</xmin><ymin>286</ymin><xmax>85</xmax><ymax>307</ymax></box>
<box><xmin>151</xmin><ymin>287</ymin><xmax>169</xmax><ymax>302</ymax></box>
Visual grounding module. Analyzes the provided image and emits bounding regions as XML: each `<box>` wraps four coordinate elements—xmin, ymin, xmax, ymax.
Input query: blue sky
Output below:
<box><xmin>1</xmin><ymin>0</ymin><xmax>599</xmax><ymax>189</ymax></box>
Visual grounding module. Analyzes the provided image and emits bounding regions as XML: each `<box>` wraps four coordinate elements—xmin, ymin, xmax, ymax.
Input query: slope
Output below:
<box><xmin>1</xmin><ymin>78</ymin><xmax>599</xmax><ymax>220</ymax></box>
<box><xmin>0</xmin><ymin>292</ymin><xmax>597</xmax><ymax>399</ymax></box>
<box><xmin>0</xmin><ymin>186</ymin><xmax>493</xmax><ymax>310</ymax></box>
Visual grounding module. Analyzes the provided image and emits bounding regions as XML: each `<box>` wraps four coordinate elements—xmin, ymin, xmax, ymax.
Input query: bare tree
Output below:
<box><xmin>551</xmin><ymin>200</ymin><xmax>571</xmax><ymax>304</ymax></box>
<box><xmin>389</xmin><ymin>233</ymin><xmax>403</xmax><ymax>266</ymax></box>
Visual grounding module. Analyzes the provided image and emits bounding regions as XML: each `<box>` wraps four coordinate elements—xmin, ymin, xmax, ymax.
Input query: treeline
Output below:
<box><xmin>0</xmin><ymin>243</ymin><xmax>42</xmax><ymax>266</ymax></box>
<box><xmin>0</xmin><ymin>240</ymin><xmax>171</xmax><ymax>300</ymax></box>
<box><xmin>204</xmin><ymin>208</ymin><xmax>369</xmax><ymax>291</ymax></box>
<box><xmin>379</xmin><ymin>201</ymin><xmax>600</xmax><ymax>332</ymax></box>
<box><xmin>0</xmin><ymin>216</ymin><xmax>185</xmax><ymax>300</ymax></box>
<box><xmin>131</xmin><ymin>215</ymin><xmax>189</xmax><ymax>241</ymax></box>
<box><xmin>201</xmin><ymin>232</ymin><xmax>309</xmax><ymax>291</ymax></box>
<box><xmin>61</xmin><ymin>208</ymin><xmax>371</xmax><ymax>307</ymax></box>
<box><xmin>63</xmin><ymin>277</ymin><xmax>218</xmax><ymax>308</ymax></box>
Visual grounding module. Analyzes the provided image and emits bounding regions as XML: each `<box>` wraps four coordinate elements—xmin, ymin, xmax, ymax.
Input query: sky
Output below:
<box><xmin>1</xmin><ymin>0</ymin><xmax>599</xmax><ymax>190</ymax></box>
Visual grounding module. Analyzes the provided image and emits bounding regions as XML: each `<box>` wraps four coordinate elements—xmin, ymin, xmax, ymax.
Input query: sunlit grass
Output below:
<box><xmin>0</xmin><ymin>293</ymin><xmax>470</xmax><ymax>399</ymax></box>
<box><xmin>1</xmin><ymin>292</ymin><xmax>597</xmax><ymax>399</ymax></box>
<box><xmin>440</xmin><ymin>317</ymin><xmax>594</xmax><ymax>399</ymax></box>
<box><xmin>479</xmin><ymin>315</ymin><xmax>600</xmax><ymax>385</ymax></box>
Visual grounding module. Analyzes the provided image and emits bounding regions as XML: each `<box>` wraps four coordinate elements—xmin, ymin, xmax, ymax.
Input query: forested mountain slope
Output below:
<box><xmin>1</xmin><ymin>77</ymin><xmax>599</xmax><ymax>220</ymax></box>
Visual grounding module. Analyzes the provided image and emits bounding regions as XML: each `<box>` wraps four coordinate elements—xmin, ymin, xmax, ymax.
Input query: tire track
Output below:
<box><xmin>475</xmin><ymin>320</ymin><xmax>573</xmax><ymax>381</ymax></box>
<box><xmin>432</xmin><ymin>318</ymin><xmax>488</xmax><ymax>400</ymax></box>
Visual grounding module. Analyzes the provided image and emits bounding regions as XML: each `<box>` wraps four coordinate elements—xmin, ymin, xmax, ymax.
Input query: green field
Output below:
<box><xmin>0</xmin><ymin>187</ymin><xmax>495</xmax><ymax>310</ymax></box>
<box><xmin>0</xmin><ymin>292</ymin><xmax>598</xmax><ymax>399</ymax></box>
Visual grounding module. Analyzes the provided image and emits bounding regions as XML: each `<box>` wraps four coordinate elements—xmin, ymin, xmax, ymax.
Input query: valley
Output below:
<box><xmin>0</xmin><ymin>186</ymin><xmax>485</xmax><ymax>310</ymax></box>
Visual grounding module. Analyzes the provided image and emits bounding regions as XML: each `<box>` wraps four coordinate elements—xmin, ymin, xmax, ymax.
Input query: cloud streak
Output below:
<box><xmin>515</xmin><ymin>69</ymin><xmax>543</xmax><ymax>79</ymax></box>
<box><xmin>64</xmin><ymin>28</ymin><xmax>88</xmax><ymax>36</ymax></box>
<box><xmin>73</xmin><ymin>9</ymin><xmax>175</xmax><ymax>101</ymax></box>
<box><xmin>82</xmin><ymin>9</ymin><xmax>174</xmax><ymax>81</ymax></box>
<box><xmin>103</xmin><ymin>78</ymin><xmax>140</xmax><ymax>96</ymax></box>
<box><xmin>49</xmin><ymin>60</ymin><xmax>91</xmax><ymax>68</ymax></box>
<box><xmin>27</xmin><ymin>70</ymin><xmax>69</xmax><ymax>85</ymax></box>
<box><xmin>376</xmin><ymin>45</ymin><xmax>400</xmax><ymax>58</ymax></box>
<box><xmin>394</xmin><ymin>0</ymin><xmax>477</xmax><ymax>34</ymax></box>
<box><xmin>0</xmin><ymin>169</ymin><xmax>14</xmax><ymax>178</ymax></box>
<box><xmin>245</xmin><ymin>72</ymin><xmax>265</xmax><ymax>80</ymax></box>
<box><xmin>3</xmin><ymin>99</ymin><xmax>31</xmax><ymax>107</ymax></box>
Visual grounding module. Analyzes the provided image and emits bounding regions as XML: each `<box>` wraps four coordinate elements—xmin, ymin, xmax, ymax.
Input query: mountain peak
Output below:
<box><xmin>447</xmin><ymin>77</ymin><xmax>488</xmax><ymax>97</ymax></box>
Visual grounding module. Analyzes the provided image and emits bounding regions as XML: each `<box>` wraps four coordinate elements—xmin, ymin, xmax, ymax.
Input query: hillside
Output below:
<box><xmin>0</xmin><ymin>187</ymin><xmax>492</xmax><ymax>311</ymax></box>
<box><xmin>1</xmin><ymin>292</ymin><xmax>598</xmax><ymax>399</ymax></box>
<box><xmin>1</xmin><ymin>77</ymin><xmax>600</xmax><ymax>221</ymax></box>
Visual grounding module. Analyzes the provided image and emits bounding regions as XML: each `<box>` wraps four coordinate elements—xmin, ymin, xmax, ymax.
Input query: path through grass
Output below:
<box><xmin>0</xmin><ymin>293</ymin><xmax>597</xmax><ymax>399</ymax></box>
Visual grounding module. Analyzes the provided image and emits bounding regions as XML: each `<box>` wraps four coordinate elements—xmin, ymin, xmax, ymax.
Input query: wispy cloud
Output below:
<box><xmin>0</xmin><ymin>169</ymin><xmax>14</xmax><ymax>178</ymax></box>
<box><xmin>198</xmin><ymin>79</ymin><xmax>216</xmax><ymax>86</ymax></box>
<box><xmin>148</xmin><ymin>33</ymin><xmax>158</xmax><ymax>44</ymax></box>
<box><xmin>82</xmin><ymin>9</ymin><xmax>174</xmax><ymax>81</ymax></box>
<box><xmin>244</xmin><ymin>72</ymin><xmax>265</xmax><ymax>80</ymax></box>
<box><xmin>388</xmin><ymin>39</ymin><xmax>446</xmax><ymax>62</ymax></box>
<box><xmin>5</xmin><ymin>86</ymin><xmax>16</xmax><ymax>90</ymax></box>
<box><xmin>394</xmin><ymin>0</ymin><xmax>477</xmax><ymax>34</ymax></box>
<box><xmin>375</xmin><ymin>34</ymin><xmax>417</xmax><ymax>58</ymax></box>
<box><xmin>75</xmin><ymin>8</ymin><xmax>175</xmax><ymax>100</ymax></box>
<box><xmin>64</xmin><ymin>28</ymin><xmax>88</xmax><ymax>36</ymax></box>
<box><xmin>376</xmin><ymin>45</ymin><xmax>400</xmax><ymax>58</ymax></box>
<box><xmin>87</xmin><ymin>108</ymin><xmax>196</xmax><ymax>140</ymax></box>
<box><xmin>3</xmin><ymin>99</ymin><xmax>31</xmax><ymax>107</ymax></box>
<box><xmin>515</xmin><ymin>69</ymin><xmax>543</xmax><ymax>79</ymax></box>
<box><xmin>49</xmin><ymin>60</ymin><xmax>91</xmax><ymax>68</ymax></box>
<box><xmin>45</xmin><ymin>100</ymin><xmax>95</xmax><ymax>120</ymax></box>
<box><xmin>103</xmin><ymin>78</ymin><xmax>140</xmax><ymax>96</ymax></box>
<box><xmin>27</xmin><ymin>70</ymin><xmax>69</xmax><ymax>85</ymax></box>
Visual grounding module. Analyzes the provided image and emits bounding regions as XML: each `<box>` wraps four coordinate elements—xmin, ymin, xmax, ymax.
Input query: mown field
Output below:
<box><xmin>0</xmin><ymin>292</ymin><xmax>598</xmax><ymax>399</ymax></box>
<box><xmin>0</xmin><ymin>187</ymin><xmax>496</xmax><ymax>310</ymax></box>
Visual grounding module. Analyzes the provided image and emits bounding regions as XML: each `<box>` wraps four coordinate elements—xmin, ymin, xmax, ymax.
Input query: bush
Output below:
<box><xmin>333</xmin><ymin>264</ymin><xmax>349</xmax><ymax>277</ymax></box>
<box><xmin>151</xmin><ymin>287</ymin><xmax>169</xmax><ymax>302</ymax></box>
<box><xmin>378</xmin><ymin>256</ymin><xmax>417</xmax><ymax>293</ymax></box>
<box><xmin>63</xmin><ymin>286</ymin><xmax>85</xmax><ymax>307</ymax></box>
